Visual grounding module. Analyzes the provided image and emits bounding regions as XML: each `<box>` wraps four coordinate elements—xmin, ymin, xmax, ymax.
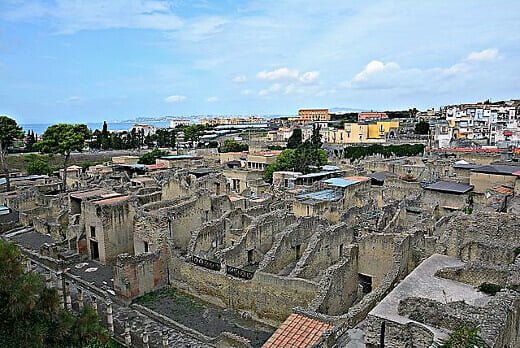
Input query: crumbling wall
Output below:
<box><xmin>357</xmin><ymin>233</ymin><xmax>396</xmax><ymax>288</ymax></box>
<box><xmin>218</xmin><ymin>210</ymin><xmax>295</xmax><ymax>267</ymax></box>
<box><xmin>290</xmin><ymin>223</ymin><xmax>356</xmax><ymax>280</ymax></box>
<box><xmin>257</xmin><ymin>217</ymin><xmax>329</xmax><ymax>275</ymax></box>
<box><xmin>309</xmin><ymin>245</ymin><xmax>359</xmax><ymax>316</ymax></box>
<box><xmin>169</xmin><ymin>253</ymin><xmax>319</xmax><ymax>323</ymax></box>
<box><xmin>114</xmin><ymin>250</ymin><xmax>167</xmax><ymax>300</ymax></box>
<box><xmin>438</xmin><ymin>212</ymin><xmax>520</xmax><ymax>265</ymax></box>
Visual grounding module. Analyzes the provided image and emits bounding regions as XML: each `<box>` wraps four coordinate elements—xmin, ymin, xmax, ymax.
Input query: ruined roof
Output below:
<box><xmin>70</xmin><ymin>189</ymin><xmax>110</xmax><ymax>200</ymax></box>
<box><xmin>297</xmin><ymin>170</ymin><xmax>343</xmax><ymax>179</ymax></box>
<box><xmin>493</xmin><ymin>185</ymin><xmax>514</xmax><ymax>195</ymax></box>
<box><xmin>145</xmin><ymin>163</ymin><xmax>167</xmax><ymax>170</ymax></box>
<box><xmin>471</xmin><ymin>164</ymin><xmax>520</xmax><ymax>175</ymax></box>
<box><xmin>369</xmin><ymin>171</ymin><xmax>397</xmax><ymax>182</ymax></box>
<box><xmin>262</xmin><ymin>313</ymin><xmax>333</xmax><ymax>348</ymax></box>
<box><xmin>93</xmin><ymin>195</ymin><xmax>129</xmax><ymax>205</ymax></box>
<box><xmin>296</xmin><ymin>189</ymin><xmax>343</xmax><ymax>204</ymax></box>
<box><xmin>424</xmin><ymin>181</ymin><xmax>473</xmax><ymax>194</ymax></box>
<box><xmin>322</xmin><ymin>176</ymin><xmax>368</xmax><ymax>188</ymax></box>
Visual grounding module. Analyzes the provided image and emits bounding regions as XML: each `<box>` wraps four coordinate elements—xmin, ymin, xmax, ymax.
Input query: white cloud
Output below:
<box><xmin>206</xmin><ymin>96</ymin><xmax>220</xmax><ymax>102</ymax></box>
<box><xmin>257</xmin><ymin>67</ymin><xmax>299</xmax><ymax>81</ymax></box>
<box><xmin>65</xmin><ymin>96</ymin><xmax>82</xmax><ymax>103</ymax></box>
<box><xmin>342</xmin><ymin>55</ymin><xmax>482</xmax><ymax>90</ymax></box>
<box><xmin>352</xmin><ymin>60</ymin><xmax>400</xmax><ymax>83</ymax></box>
<box><xmin>164</xmin><ymin>95</ymin><xmax>186</xmax><ymax>103</ymax></box>
<box><xmin>258</xmin><ymin>83</ymin><xmax>282</xmax><ymax>96</ymax></box>
<box><xmin>241</xmin><ymin>89</ymin><xmax>254</xmax><ymax>95</ymax></box>
<box><xmin>299</xmin><ymin>71</ymin><xmax>320</xmax><ymax>83</ymax></box>
<box><xmin>466</xmin><ymin>48</ymin><xmax>500</xmax><ymax>62</ymax></box>
<box><xmin>233</xmin><ymin>75</ymin><xmax>247</xmax><ymax>83</ymax></box>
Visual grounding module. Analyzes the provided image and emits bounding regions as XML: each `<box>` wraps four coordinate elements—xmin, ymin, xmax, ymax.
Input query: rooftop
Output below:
<box><xmin>93</xmin><ymin>195</ymin><xmax>129</xmax><ymax>205</ymax></box>
<box><xmin>424</xmin><ymin>181</ymin><xmax>474</xmax><ymax>194</ymax></box>
<box><xmin>70</xmin><ymin>189</ymin><xmax>111</xmax><ymax>200</ymax></box>
<box><xmin>322</xmin><ymin>176</ymin><xmax>369</xmax><ymax>188</ymax></box>
<box><xmin>471</xmin><ymin>164</ymin><xmax>520</xmax><ymax>175</ymax></box>
<box><xmin>296</xmin><ymin>189</ymin><xmax>343</xmax><ymax>204</ymax></box>
<box><xmin>262</xmin><ymin>313</ymin><xmax>332</xmax><ymax>348</ymax></box>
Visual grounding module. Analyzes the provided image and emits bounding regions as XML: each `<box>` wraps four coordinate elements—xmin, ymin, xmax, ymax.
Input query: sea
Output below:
<box><xmin>21</xmin><ymin>121</ymin><xmax>171</xmax><ymax>135</ymax></box>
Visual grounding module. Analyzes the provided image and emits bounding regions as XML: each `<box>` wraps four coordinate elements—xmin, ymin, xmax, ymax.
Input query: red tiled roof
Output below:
<box><xmin>262</xmin><ymin>313</ymin><xmax>333</xmax><ymax>348</ymax></box>
<box><xmin>513</xmin><ymin>170</ymin><xmax>520</xmax><ymax>177</ymax></box>
<box><xmin>145</xmin><ymin>163</ymin><xmax>167</xmax><ymax>170</ymax></box>
<box><xmin>493</xmin><ymin>186</ymin><xmax>514</xmax><ymax>195</ymax></box>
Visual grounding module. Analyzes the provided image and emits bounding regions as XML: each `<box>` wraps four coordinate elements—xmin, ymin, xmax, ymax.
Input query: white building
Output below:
<box><xmin>169</xmin><ymin>119</ymin><xmax>191</xmax><ymax>128</ymax></box>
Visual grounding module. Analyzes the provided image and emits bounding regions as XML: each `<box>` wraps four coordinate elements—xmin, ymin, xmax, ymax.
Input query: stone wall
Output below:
<box><xmin>258</xmin><ymin>217</ymin><xmax>329</xmax><ymax>276</ymax></box>
<box><xmin>290</xmin><ymin>223</ymin><xmax>356</xmax><ymax>281</ymax></box>
<box><xmin>114</xmin><ymin>250</ymin><xmax>168</xmax><ymax>300</ymax></box>
<box><xmin>310</xmin><ymin>245</ymin><xmax>359</xmax><ymax>316</ymax></box>
<box><xmin>218</xmin><ymin>210</ymin><xmax>295</xmax><ymax>267</ymax></box>
<box><xmin>169</xmin><ymin>253</ymin><xmax>319</xmax><ymax>324</ymax></box>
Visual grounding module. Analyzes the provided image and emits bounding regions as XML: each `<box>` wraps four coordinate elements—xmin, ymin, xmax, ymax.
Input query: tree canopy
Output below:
<box><xmin>138</xmin><ymin>148</ymin><xmax>169</xmax><ymax>165</ymax></box>
<box><xmin>287</xmin><ymin>128</ymin><xmax>302</xmax><ymax>149</ymax></box>
<box><xmin>264</xmin><ymin>128</ymin><xmax>328</xmax><ymax>181</ymax></box>
<box><xmin>219</xmin><ymin>139</ymin><xmax>249</xmax><ymax>153</ymax></box>
<box><xmin>0</xmin><ymin>240</ymin><xmax>110</xmax><ymax>347</ymax></box>
<box><xmin>0</xmin><ymin>116</ymin><xmax>25</xmax><ymax>191</ymax></box>
<box><xmin>415</xmin><ymin>120</ymin><xmax>430</xmax><ymax>135</ymax></box>
<box><xmin>35</xmin><ymin>124</ymin><xmax>90</xmax><ymax>191</ymax></box>
<box><xmin>36</xmin><ymin>124</ymin><xmax>90</xmax><ymax>157</ymax></box>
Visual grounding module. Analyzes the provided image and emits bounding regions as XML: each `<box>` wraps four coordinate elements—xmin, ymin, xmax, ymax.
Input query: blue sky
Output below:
<box><xmin>1</xmin><ymin>0</ymin><xmax>520</xmax><ymax>123</ymax></box>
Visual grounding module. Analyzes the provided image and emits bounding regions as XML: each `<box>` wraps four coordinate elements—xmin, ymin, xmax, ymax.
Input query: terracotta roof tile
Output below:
<box><xmin>262</xmin><ymin>313</ymin><xmax>333</xmax><ymax>348</ymax></box>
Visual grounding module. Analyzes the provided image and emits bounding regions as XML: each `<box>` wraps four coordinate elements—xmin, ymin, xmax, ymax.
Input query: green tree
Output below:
<box><xmin>182</xmin><ymin>124</ymin><xmax>207</xmax><ymax>143</ymax></box>
<box><xmin>25</xmin><ymin>130</ymin><xmax>37</xmax><ymax>152</ymax></box>
<box><xmin>0</xmin><ymin>240</ymin><xmax>109</xmax><ymax>347</ymax></box>
<box><xmin>138</xmin><ymin>148</ymin><xmax>168</xmax><ymax>165</ymax></box>
<box><xmin>35</xmin><ymin>124</ymin><xmax>90</xmax><ymax>192</ymax></box>
<box><xmin>310</xmin><ymin>124</ymin><xmax>322</xmax><ymax>148</ymax></box>
<box><xmin>25</xmin><ymin>154</ymin><xmax>53</xmax><ymax>175</ymax></box>
<box><xmin>287</xmin><ymin>128</ymin><xmax>302</xmax><ymax>149</ymax></box>
<box><xmin>0</xmin><ymin>116</ymin><xmax>24</xmax><ymax>191</ymax></box>
<box><xmin>264</xmin><ymin>141</ymin><xmax>328</xmax><ymax>181</ymax></box>
<box><xmin>219</xmin><ymin>139</ymin><xmax>249</xmax><ymax>153</ymax></box>
<box><xmin>415</xmin><ymin>120</ymin><xmax>430</xmax><ymax>135</ymax></box>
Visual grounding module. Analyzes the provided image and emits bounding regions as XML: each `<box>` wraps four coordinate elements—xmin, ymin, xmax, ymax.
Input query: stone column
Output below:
<box><xmin>56</xmin><ymin>272</ymin><xmax>65</xmax><ymax>309</ymax></box>
<box><xmin>25</xmin><ymin>259</ymin><xmax>31</xmax><ymax>272</ymax></box>
<box><xmin>65</xmin><ymin>282</ymin><xmax>72</xmax><ymax>310</ymax></box>
<box><xmin>124</xmin><ymin>324</ymin><xmax>132</xmax><ymax>346</ymax></box>
<box><xmin>106</xmin><ymin>301</ymin><xmax>114</xmax><ymax>335</ymax></box>
<box><xmin>77</xmin><ymin>288</ymin><xmax>84</xmax><ymax>311</ymax></box>
<box><xmin>162</xmin><ymin>330</ymin><xmax>169</xmax><ymax>347</ymax></box>
<box><xmin>142</xmin><ymin>332</ymin><xmax>149</xmax><ymax>348</ymax></box>
<box><xmin>91</xmin><ymin>296</ymin><xmax>98</xmax><ymax>312</ymax></box>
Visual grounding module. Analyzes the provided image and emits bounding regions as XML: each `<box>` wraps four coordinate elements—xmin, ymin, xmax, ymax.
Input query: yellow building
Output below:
<box><xmin>325</xmin><ymin>120</ymin><xmax>399</xmax><ymax>144</ymax></box>
<box><xmin>367</xmin><ymin>121</ymin><xmax>400</xmax><ymax>139</ymax></box>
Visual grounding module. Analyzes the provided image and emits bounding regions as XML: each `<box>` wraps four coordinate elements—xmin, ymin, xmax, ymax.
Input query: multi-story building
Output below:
<box><xmin>323</xmin><ymin>120</ymin><xmax>399</xmax><ymax>144</ymax></box>
<box><xmin>169</xmin><ymin>119</ymin><xmax>191</xmax><ymax>128</ymax></box>
<box><xmin>440</xmin><ymin>100</ymin><xmax>520</xmax><ymax>147</ymax></box>
<box><xmin>357</xmin><ymin>112</ymin><xmax>388</xmax><ymax>123</ymax></box>
<box><xmin>297</xmin><ymin>109</ymin><xmax>330</xmax><ymax>123</ymax></box>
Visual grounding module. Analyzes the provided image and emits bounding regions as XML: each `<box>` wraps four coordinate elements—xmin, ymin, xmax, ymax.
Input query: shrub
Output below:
<box><xmin>478</xmin><ymin>282</ymin><xmax>502</xmax><ymax>296</ymax></box>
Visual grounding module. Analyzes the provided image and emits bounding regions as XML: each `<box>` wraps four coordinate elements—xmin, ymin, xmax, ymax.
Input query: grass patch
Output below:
<box><xmin>441</xmin><ymin>326</ymin><xmax>488</xmax><ymax>347</ymax></box>
<box><xmin>135</xmin><ymin>287</ymin><xmax>203</xmax><ymax>312</ymax></box>
<box><xmin>478</xmin><ymin>282</ymin><xmax>502</xmax><ymax>296</ymax></box>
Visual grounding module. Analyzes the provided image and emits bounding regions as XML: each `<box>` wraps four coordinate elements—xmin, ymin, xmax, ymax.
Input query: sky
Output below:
<box><xmin>1</xmin><ymin>0</ymin><xmax>520</xmax><ymax>124</ymax></box>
